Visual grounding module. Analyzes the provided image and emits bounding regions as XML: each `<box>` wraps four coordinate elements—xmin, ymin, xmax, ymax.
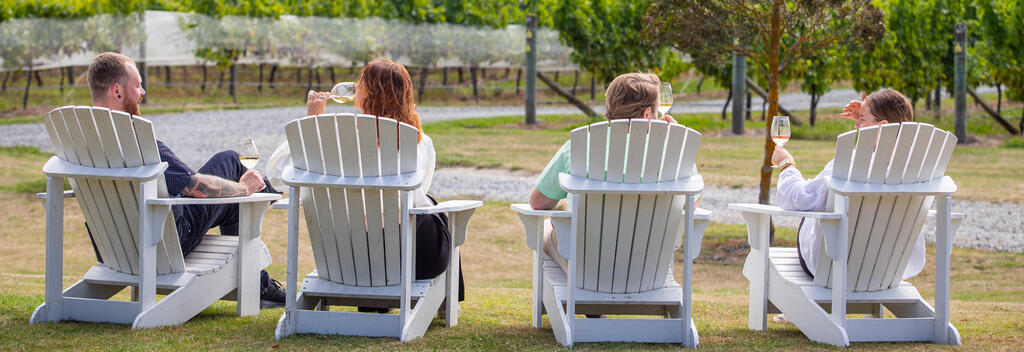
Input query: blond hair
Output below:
<box><xmin>604</xmin><ymin>73</ymin><xmax>660</xmax><ymax>121</ymax></box>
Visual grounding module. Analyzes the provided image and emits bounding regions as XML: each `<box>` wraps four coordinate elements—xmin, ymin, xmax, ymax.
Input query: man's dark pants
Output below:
<box><xmin>175</xmin><ymin>150</ymin><xmax>273</xmax><ymax>290</ymax></box>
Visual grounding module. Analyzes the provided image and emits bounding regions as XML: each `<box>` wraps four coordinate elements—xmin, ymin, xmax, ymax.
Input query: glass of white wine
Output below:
<box><xmin>658</xmin><ymin>82</ymin><xmax>673</xmax><ymax>117</ymax></box>
<box><xmin>330</xmin><ymin>82</ymin><xmax>356</xmax><ymax>103</ymax></box>
<box><xmin>770</xmin><ymin>116</ymin><xmax>791</xmax><ymax>168</ymax></box>
<box><xmin>238</xmin><ymin>138</ymin><xmax>259</xmax><ymax>169</ymax></box>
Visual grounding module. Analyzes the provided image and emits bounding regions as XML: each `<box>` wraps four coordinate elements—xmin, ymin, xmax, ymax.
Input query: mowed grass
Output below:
<box><xmin>426</xmin><ymin>114</ymin><xmax>1024</xmax><ymax>204</ymax></box>
<box><xmin>1</xmin><ymin>145</ymin><xmax>1023</xmax><ymax>350</ymax></box>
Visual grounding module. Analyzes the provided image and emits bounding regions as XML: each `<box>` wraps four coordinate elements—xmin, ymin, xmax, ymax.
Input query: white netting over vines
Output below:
<box><xmin>0</xmin><ymin>11</ymin><xmax>574</xmax><ymax>71</ymax></box>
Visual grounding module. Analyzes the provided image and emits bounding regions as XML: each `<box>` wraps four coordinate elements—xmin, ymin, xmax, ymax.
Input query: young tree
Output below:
<box><xmin>975</xmin><ymin>0</ymin><xmax>1024</xmax><ymax>133</ymax></box>
<box><xmin>643</xmin><ymin>0</ymin><xmax>885</xmax><ymax>205</ymax></box>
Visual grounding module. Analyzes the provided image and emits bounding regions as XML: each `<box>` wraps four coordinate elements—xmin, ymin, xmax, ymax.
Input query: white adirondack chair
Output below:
<box><xmin>30</xmin><ymin>106</ymin><xmax>280</xmax><ymax>329</ymax></box>
<box><xmin>730</xmin><ymin>122</ymin><xmax>964</xmax><ymax>346</ymax></box>
<box><xmin>273</xmin><ymin>113</ymin><xmax>482</xmax><ymax>341</ymax></box>
<box><xmin>511</xmin><ymin>119</ymin><xmax>712</xmax><ymax>347</ymax></box>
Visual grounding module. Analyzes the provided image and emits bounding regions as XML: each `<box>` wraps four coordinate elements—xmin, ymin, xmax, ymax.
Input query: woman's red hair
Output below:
<box><xmin>355</xmin><ymin>57</ymin><xmax>422</xmax><ymax>142</ymax></box>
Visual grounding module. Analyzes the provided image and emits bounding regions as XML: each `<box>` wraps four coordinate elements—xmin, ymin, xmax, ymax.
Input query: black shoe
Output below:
<box><xmin>260</xmin><ymin>278</ymin><xmax>286</xmax><ymax>309</ymax></box>
<box><xmin>357</xmin><ymin>306</ymin><xmax>392</xmax><ymax>314</ymax></box>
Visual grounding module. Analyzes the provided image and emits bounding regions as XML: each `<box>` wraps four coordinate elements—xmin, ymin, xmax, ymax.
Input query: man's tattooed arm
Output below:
<box><xmin>181</xmin><ymin>174</ymin><xmax>248</xmax><ymax>198</ymax></box>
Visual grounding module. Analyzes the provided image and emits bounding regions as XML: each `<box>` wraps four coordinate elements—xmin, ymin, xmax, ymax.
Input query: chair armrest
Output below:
<box><xmin>559</xmin><ymin>173</ymin><xmax>703</xmax><ymax>195</ymax></box>
<box><xmin>688</xmin><ymin>207</ymin><xmax>713</xmax><ymax>220</ymax></box>
<box><xmin>36</xmin><ymin>190</ymin><xmax>75</xmax><ymax>199</ymax></box>
<box><xmin>43</xmin><ymin>156</ymin><xmax>167</xmax><ymax>181</ymax></box>
<box><xmin>826</xmin><ymin>176</ymin><xmax>957</xmax><ymax>196</ymax></box>
<box><xmin>147</xmin><ymin>193</ymin><xmax>281</xmax><ymax>206</ymax></box>
<box><xmin>509</xmin><ymin>203</ymin><xmax>571</xmax><ymax>218</ymax></box>
<box><xmin>728</xmin><ymin>203</ymin><xmax>843</xmax><ymax>219</ymax></box>
<box><xmin>271</xmin><ymin>198</ymin><xmax>291</xmax><ymax>210</ymax></box>
<box><xmin>410</xmin><ymin>200</ymin><xmax>482</xmax><ymax>247</ymax></box>
<box><xmin>410</xmin><ymin>200</ymin><xmax>483</xmax><ymax>215</ymax></box>
<box><xmin>282</xmin><ymin>166</ymin><xmax>423</xmax><ymax>190</ymax></box>
<box><xmin>511</xmin><ymin>203</ymin><xmax>570</xmax><ymax>251</ymax></box>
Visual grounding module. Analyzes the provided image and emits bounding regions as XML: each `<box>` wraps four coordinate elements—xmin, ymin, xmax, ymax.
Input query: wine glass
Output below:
<box><xmin>238</xmin><ymin>138</ymin><xmax>259</xmax><ymax>169</ymax></box>
<box><xmin>658</xmin><ymin>82</ymin><xmax>673</xmax><ymax>117</ymax></box>
<box><xmin>329</xmin><ymin>82</ymin><xmax>356</xmax><ymax>104</ymax></box>
<box><xmin>770</xmin><ymin>116</ymin><xmax>791</xmax><ymax>168</ymax></box>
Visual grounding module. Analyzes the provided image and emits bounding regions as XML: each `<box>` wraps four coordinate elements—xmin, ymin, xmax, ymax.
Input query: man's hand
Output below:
<box><xmin>239</xmin><ymin>169</ymin><xmax>266</xmax><ymax>195</ymax></box>
<box><xmin>660</xmin><ymin>114</ymin><xmax>678</xmax><ymax>124</ymax></box>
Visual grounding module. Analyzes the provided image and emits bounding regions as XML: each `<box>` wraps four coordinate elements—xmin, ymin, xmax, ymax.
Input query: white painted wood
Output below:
<box><xmin>733</xmin><ymin>122</ymin><xmax>963</xmax><ymax>346</ymax></box>
<box><xmin>276</xmin><ymin>114</ymin><xmax>478</xmax><ymax>341</ymax></box>
<box><xmin>33</xmin><ymin>106</ymin><xmax>275</xmax><ymax>329</ymax></box>
<box><xmin>520</xmin><ymin>120</ymin><xmax>706</xmax><ymax>347</ymax></box>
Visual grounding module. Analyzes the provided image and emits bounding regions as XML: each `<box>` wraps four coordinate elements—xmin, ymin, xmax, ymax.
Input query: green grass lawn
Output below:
<box><xmin>1</xmin><ymin>116</ymin><xmax>1023</xmax><ymax>350</ymax></box>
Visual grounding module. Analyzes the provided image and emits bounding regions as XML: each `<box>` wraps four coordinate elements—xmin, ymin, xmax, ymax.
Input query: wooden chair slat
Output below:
<box><xmin>884</xmin><ymin>124</ymin><xmax>919</xmax><ymax>184</ymax></box>
<box><xmin>284</xmin><ymin>120</ymin><xmax>308</xmax><ymax>171</ymax></box>
<box><xmin>131</xmin><ymin>114</ymin><xmax>185</xmax><ymax>273</ymax></box>
<box><xmin>357</xmin><ymin>115</ymin><xmax>384</xmax><ymax>286</ymax></box>
<box><xmin>832</xmin><ymin>130</ymin><xmax>857</xmax><ymax>180</ymax></box>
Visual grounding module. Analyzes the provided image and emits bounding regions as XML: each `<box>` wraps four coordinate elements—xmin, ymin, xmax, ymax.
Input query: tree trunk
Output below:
<box><xmin>925</xmin><ymin>90</ymin><xmax>932</xmax><ymax>110</ymax></box>
<box><xmin>722</xmin><ymin>86</ymin><xmax>732</xmax><ymax>120</ymax></box>
<box><xmin>571</xmin><ymin>70</ymin><xmax>579</xmax><ymax>96</ymax></box>
<box><xmin>481</xmin><ymin>67</ymin><xmax>487</xmax><ymax>79</ymax></box>
<box><xmin>229</xmin><ymin>63</ymin><xmax>237</xmax><ymax>103</ymax></box>
<box><xmin>810</xmin><ymin>90</ymin><xmax>818</xmax><ymax>127</ymax></box>
<box><xmin>934</xmin><ymin>79</ymin><xmax>941</xmax><ymax>112</ymax></box>
<box><xmin>759</xmin><ymin>1</ymin><xmax>783</xmax><ymax>207</ymax></box>
<box><xmin>504</xmin><ymin>67</ymin><xmax>511</xmax><ymax>78</ymax></box>
<box><xmin>762</xmin><ymin>99</ymin><xmax>767</xmax><ymax>121</ymax></box>
<box><xmin>296</xmin><ymin>66</ymin><xmax>302</xmax><ymax>86</ymax></box>
<box><xmin>537</xmin><ymin>71</ymin><xmax>597</xmax><ymax>119</ymax></box>
<box><xmin>458</xmin><ymin>67</ymin><xmax>464</xmax><ymax>83</ymax></box>
<box><xmin>442</xmin><ymin>67</ymin><xmax>448</xmax><ymax>86</ymax></box>
<box><xmin>419</xmin><ymin>67</ymin><xmax>428</xmax><ymax>102</ymax></box>
<box><xmin>349</xmin><ymin>62</ymin><xmax>356</xmax><ymax>74</ymax></box>
<box><xmin>554</xmin><ymin>70</ymin><xmax>560</xmax><ymax>83</ymax></box>
<box><xmin>2</xmin><ymin>71</ymin><xmax>9</xmax><ymax>91</ymax></box>
<box><xmin>995</xmin><ymin>83</ymin><xmax>1003</xmax><ymax>114</ymax></box>
<box><xmin>59</xmin><ymin>66</ymin><xmax>65</xmax><ymax>94</ymax></box>
<box><xmin>1019</xmin><ymin>108</ymin><xmax>1023</xmax><ymax>136</ymax></box>
<box><xmin>470</xmin><ymin>67</ymin><xmax>479</xmax><ymax>103</ymax></box>
<box><xmin>590</xmin><ymin>75</ymin><xmax>596</xmax><ymax>100</ymax></box>
<box><xmin>329</xmin><ymin>67</ymin><xmax>335</xmax><ymax>84</ymax></box>
<box><xmin>746</xmin><ymin>89</ymin><xmax>752</xmax><ymax>120</ymax></box>
<box><xmin>268</xmin><ymin>65</ymin><xmax>277</xmax><ymax>89</ymax></box>
<box><xmin>966</xmin><ymin>86</ymin><xmax>1019</xmax><ymax>134</ymax></box>
<box><xmin>696</xmin><ymin>75</ymin><xmax>705</xmax><ymax>95</ymax></box>
<box><xmin>165</xmin><ymin>66</ymin><xmax>171</xmax><ymax>87</ymax></box>
<box><xmin>315</xmin><ymin>67</ymin><xmax>321</xmax><ymax>89</ymax></box>
<box><xmin>218</xmin><ymin>69</ymin><xmax>225</xmax><ymax>89</ymax></box>
<box><xmin>258</xmin><ymin>64</ymin><xmax>264</xmax><ymax>92</ymax></box>
<box><xmin>34</xmin><ymin>70</ymin><xmax>43</xmax><ymax>87</ymax></box>
<box><xmin>306</xmin><ymin>67</ymin><xmax>313</xmax><ymax>93</ymax></box>
<box><xmin>515</xmin><ymin>68</ymin><xmax>522</xmax><ymax>95</ymax></box>
<box><xmin>201</xmin><ymin>65</ymin><xmax>207</xmax><ymax>91</ymax></box>
<box><xmin>22</xmin><ymin>66</ymin><xmax>32</xmax><ymax>110</ymax></box>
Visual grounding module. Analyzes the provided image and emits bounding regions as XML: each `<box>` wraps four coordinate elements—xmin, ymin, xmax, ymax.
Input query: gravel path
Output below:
<box><xmin>432</xmin><ymin>167</ymin><xmax>1024</xmax><ymax>253</ymax></box>
<box><xmin>1</xmin><ymin>86</ymin><xmax>1016</xmax><ymax>252</ymax></box>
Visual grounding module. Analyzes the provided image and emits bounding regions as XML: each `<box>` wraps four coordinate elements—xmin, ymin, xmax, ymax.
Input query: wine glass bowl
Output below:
<box><xmin>330</xmin><ymin>82</ymin><xmax>356</xmax><ymax>104</ymax></box>
<box><xmin>238</xmin><ymin>138</ymin><xmax>259</xmax><ymax>169</ymax></box>
<box><xmin>771</xmin><ymin>115</ymin><xmax>791</xmax><ymax>147</ymax></box>
<box><xmin>658</xmin><ymin>82</ymin><xmax>673</xmax><ymax>117</ymax></box>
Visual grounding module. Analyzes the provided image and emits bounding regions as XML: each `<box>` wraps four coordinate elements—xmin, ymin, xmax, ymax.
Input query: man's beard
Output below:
<box><xmin>123</xmin><ymin>97</ymin><xmax>141</xmax><ymax>115</ymax></box>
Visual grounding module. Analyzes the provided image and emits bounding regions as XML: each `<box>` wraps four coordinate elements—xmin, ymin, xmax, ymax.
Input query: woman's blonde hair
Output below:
<box><xmin>355</xmin><ymin>57</ymin><xmax>422</xmax><ymax>141</ymax></box>
<box><xmin>864</xmin><ymin>89</ymin><xmax>914</xmax><ymax>124</ymax></box>
<box><xmin>604</xmin><ymin>73</ymin><xmax>660</xmax><ymax>121</ymax></box>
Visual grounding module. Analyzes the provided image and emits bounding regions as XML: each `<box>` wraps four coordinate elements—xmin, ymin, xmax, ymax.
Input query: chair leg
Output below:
<box><xmin>445</xmin><ymin>245</ymin><xmax>460</xmax><ymax>327</ymax></box>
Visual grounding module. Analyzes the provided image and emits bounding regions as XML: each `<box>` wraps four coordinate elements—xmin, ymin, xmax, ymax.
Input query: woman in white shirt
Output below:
<box><xmin>305</xmin><ymin>58</ymin><xmax>459</xmax><ymax>302</ymax></box>
<box><xmin>772</xmin><ymin>89</ymin><xmax>925</xmax><ymax>280</ymax></box>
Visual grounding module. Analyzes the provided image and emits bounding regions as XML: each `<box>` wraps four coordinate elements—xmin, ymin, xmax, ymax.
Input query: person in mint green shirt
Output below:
<box><xmin>529</xmin><ymin>73</ymin><xmax>686</xmax><ymax>273</ymax></box>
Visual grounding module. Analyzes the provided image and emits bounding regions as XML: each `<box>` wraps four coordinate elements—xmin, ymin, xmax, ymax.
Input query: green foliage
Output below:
<box><xmin>974</xmin><ymin>0</ymin><xmax>1024</xmax><ymax>102</ymax></box>
<box><xmin>552</xmin><ymin>0</ymin><xmax>677</xmax><ymax>83</ymax></box>
<box><xmin>1004</xmin><ymin>136</ymin><xmax>1024</xmax><ymax>148</ymax></box>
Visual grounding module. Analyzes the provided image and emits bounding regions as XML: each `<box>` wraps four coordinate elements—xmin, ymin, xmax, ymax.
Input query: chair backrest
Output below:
<box><xmin>42</xmin><ymin>106</ymin><xmax>186</xmax><ymax>276</ymax></box>
<box><xmin>566</xmin><ymin>119</ymin><xmax>701</xmax><ymax>294</ymax></box>
<box><xmin>285</xmin><ymin>113</ymin><xmax>418</xmax><ymax>287</ymax></box>
<box><xmin>815</xmin><ymin>122</ymin><xmax>957</xmax><ymax>291</ymax></box>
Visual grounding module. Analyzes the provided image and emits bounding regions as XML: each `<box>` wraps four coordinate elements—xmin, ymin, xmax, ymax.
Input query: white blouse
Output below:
<box><xmin>776</xmin><ymin>159</ymin><xmax>925</xmax><ymax>280</ymax></box>
<box><xmin>413</xmin><ymin>134</ymin><xmax>436</xmax><ymax>208</ymax></box>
